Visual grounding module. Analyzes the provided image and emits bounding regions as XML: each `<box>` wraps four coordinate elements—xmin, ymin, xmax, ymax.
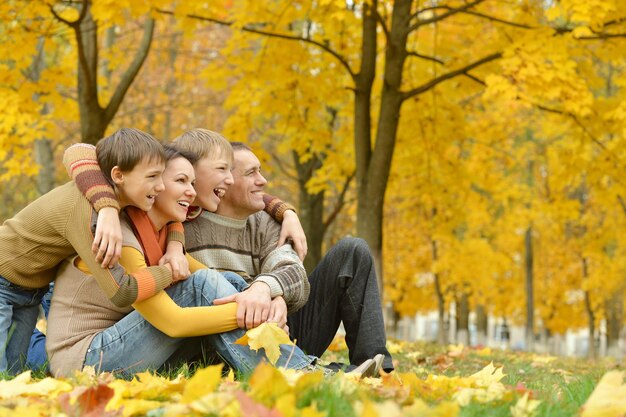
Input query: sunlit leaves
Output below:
<box><xmin>235</xmin><ymin>322</ymin><xmax>294</xmax><ymax>365</ymax></box>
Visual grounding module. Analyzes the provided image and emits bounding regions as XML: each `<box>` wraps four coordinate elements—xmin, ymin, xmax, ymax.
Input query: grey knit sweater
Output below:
<box><xmin>184</xmin><ymin>211</ymin><xmax>310</xmax><ymax>312</ymax></box>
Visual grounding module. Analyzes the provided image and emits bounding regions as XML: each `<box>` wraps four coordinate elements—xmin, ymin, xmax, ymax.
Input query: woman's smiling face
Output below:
<box><xmin>148</xmin><ymin>156</ymin><xmax>197</xmax><ymax>229</ymax></box>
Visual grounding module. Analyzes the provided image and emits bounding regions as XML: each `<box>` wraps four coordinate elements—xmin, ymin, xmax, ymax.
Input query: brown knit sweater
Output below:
<box><xmin>0</xmin><ymin>182</ymin><xmax>173</xmax><ymax>306</ymax></box>
<box><xmin>46</xmin><ymin>216</ymin><xmax>141</xmax><ymax>376</ymax></box>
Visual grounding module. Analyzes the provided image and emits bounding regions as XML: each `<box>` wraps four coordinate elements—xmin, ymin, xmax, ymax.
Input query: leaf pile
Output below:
<box><xmin>0</xmin><ymin>335</ymin><xmax>623</xmax><ymax>417</ymax></box>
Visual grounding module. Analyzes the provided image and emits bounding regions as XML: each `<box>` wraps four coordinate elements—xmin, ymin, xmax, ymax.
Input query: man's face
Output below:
<box><xmin>217</xmin><ymin>149</ymin><xmax>267</xmax><ymax>219</ymax></box>
<box><xmin>113</xmin><ymin>156</ymin><xmax>165</xmax><ymax>211</ymax></box>
<box><xmin>193</xmin><ymin>152</ymin><xmax>234</xmax><ymax>212</ymax></box>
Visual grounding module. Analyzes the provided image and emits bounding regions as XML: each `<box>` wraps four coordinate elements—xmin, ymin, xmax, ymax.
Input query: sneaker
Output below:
<box><xmin>348</xmin><ymin>358</ymin><xmax>377</xmax><ymax>378</ymax></box>
<box><xmin>371</xmin><ymin>354</ymin><xmax>385</xmax><ymax>377</ymax></box>
<box><xmin>301</xmin><ymin>363</ymin><xmax>336</xmax><ymax>377</ymax></box>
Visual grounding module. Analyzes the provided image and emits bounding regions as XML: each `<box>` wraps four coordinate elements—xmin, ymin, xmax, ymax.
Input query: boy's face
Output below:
<box><xmin>193</xmin><ymin>151</ymin><xmax>234</xmax><ymax>212</ymax></box>
<box><xmin>113</xmin><ymin>156</ymin><xmax>166</xmax><ymax>211</ymax></box>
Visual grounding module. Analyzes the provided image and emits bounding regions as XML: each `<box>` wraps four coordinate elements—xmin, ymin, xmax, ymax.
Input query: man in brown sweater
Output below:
<box><xmin>185</xmin><ymin>143</ymin><xmax>393</xmax><ymax>373</ymax></box>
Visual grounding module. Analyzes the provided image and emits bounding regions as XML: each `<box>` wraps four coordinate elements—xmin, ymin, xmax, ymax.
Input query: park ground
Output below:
<box><xmin>0</xmin><ymin>337</ymin><xmax>624</xmax><ymax>417</ymax></box>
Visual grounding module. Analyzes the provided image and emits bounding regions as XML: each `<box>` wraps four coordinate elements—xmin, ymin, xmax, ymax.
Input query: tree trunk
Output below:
<box><xmin>456</xmin><ymin>292</ymin><xmax>470</xmax><ymax>345</ymax></box>
<box><xmin>582</xmin><ymin>258</ymin><xmax>597</xmax><ymax>359</ymax></box>
<box><xmin>525</xmin><ymin>226</ymin><xmax>534</xmax><ymax>352</ymax></box>
<box><xmin>75</xmin><ymin>1</ymin><xmax>106</xmax><ymax>143</ymax></box>
<box><xmin>34</xmin><ymin>139</ymin><xmax>55</xmax><ymax>195</ymax></box>
<box><xmin>605</xmin><ymin>291</ymin><xmax>623</xmax><ymax>358</ymax></box>
<box><xmin>62</xmin><ymin>0</ymin><xmax>154</xmax><ymax>143</ymax></box>
<box><xmin>585</xmin><ymin>290</ymin><xmax>596</xmax><ymax>359</ymax></box>
<box><xmin>432</xmin><ymin>240</ymin><xmax>448</xmax><ymax>345</ymax></box>
<box><xmin>475</xmin><ymin>304</ymin><xmax>488</xmax><ymax>346</ymax></box>
<box><xmin>355</xmin><ymin>0</ymin><xmax>411</xmax><ymax>300</ymax></box>
<box><xmin>163</xmin><ymin>32</ymin><xmax>181</xmax><ymax>141</ymax></box>
<box><xmin>28</xmin><ymin>38</ymin><xmax>55</xmax><ymax>194</ymax></box>
<box><xmin>294</xmin><ymin>152</ymin><xmax>325</xmax><ymax>273</ymax></box>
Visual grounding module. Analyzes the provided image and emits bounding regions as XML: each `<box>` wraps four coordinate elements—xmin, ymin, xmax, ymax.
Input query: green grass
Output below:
<box><xmin>321</xmin><ymin>339</ymin><xmax>620</xmax><ymax>416</ymax></box>
<box><xmin>1</xmin><ymin>339</ymin><xmax>623</xmax><ymax>416</ymax></box>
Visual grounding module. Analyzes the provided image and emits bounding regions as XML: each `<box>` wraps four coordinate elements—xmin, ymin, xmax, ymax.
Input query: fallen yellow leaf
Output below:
<box><xmin>581</xmin><ymin>371</ymin><xmax>626</xmax><ymax>417</ymax></box>
<box><xmin>0</xmin><ymin>372</ymin><xmax>72</xmax><ymax>399</ymax></box>
<box><xmin>180</xmin><ymin>364</ymin><xmax>223</xmax><ymax>404</ymax></box>
<box><xmin>235</xmin><ymin>322</ymin><xmax>294</xmax><ymax>365</ymax></box>
<box><xmin>469</xmin><ymin>362</ymin><xmax>506</xmax><ymax>387</ymax></box>
<box><xmin>510</xmin><ymin>393</ymin><xmax>541</xmax><ymax>417</ymax></box>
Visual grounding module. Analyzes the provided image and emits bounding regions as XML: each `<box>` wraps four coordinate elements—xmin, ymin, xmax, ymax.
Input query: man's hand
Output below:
<box><xmin>278</xmin><ymin>210</ymin><xmax>308</xmax><ymax>261</ymax></box>
<box><xmin>214</xmin><ymin>281</ymin><xmax>271</xmax><ymax>329</ymax></box>
<box><xmin>267</xmin><ymin>296</ymin><xmax>288</xmax><ymax>330</ymax></box>
<box><xmin>159</xmin><ymin>241</ymin><xmax>190</xmax><ymax>282</ymax></box>
<box><xmin>93</xmin><ymin>207</ymin><xmax>122</xmax><ymax>268</ymax></box>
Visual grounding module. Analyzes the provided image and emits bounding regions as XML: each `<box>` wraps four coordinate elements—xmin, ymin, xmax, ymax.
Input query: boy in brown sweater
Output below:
<box><xmin>0</xmin><ymin>128</ymin><xmax>181</xmax><ymax>374</ymax></box>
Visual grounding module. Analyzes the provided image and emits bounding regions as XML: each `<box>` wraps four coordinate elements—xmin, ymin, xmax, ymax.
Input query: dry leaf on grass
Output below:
<box><xmin>235</xmin><ymin>322</ymin><xmax>294</xmax><ymax>365</ymax></box>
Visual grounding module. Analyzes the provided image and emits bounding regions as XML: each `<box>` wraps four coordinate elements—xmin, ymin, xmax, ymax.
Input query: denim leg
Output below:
<box><xmin>26</xmin><ymin>283</ymin><xmax>54</xmax><ymax>371</ymax></box>
<box><xmin>287</xmin><ymin>238</ymin><xmax>394</xmax><ymax>371</ymax></box>
<box><xmin>84</xmin><ymin>269</ymin><xmax>313</xmax><ymax>377</ymax></box>
<box><xmin>0</xmin><ymin>275</ymin><xmax>46</xmax><ymax>374</ymax></box>
<box><xmin>220</xmin><ymin>271</ymin><xmax>249</xmax><ymax>292</ymax></box>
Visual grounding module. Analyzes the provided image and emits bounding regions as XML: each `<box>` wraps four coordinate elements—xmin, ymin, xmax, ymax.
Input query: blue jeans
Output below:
<box><xmin>0</xmin><ymin>275</ymin><xmax>48</xmax><ymax>374</ymax></box>
<box><xmin>26</xmin><ymin>283</ymin><xmax>54</xmax><ymax>371</ymax></box>
<box><xmin>84</xmin><ymin>269</ymin><xmax>314</xmax><ymax>377</ymax></box>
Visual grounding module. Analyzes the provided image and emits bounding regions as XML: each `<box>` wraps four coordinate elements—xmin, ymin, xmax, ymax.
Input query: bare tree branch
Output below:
<box><xmin>578</xmin><ymin>32</ymin><xmax>626</xmax><ymax>40</ymax></box>
<box><xmin>617</xmin><ymin>195</ymin><xmax>626</xmax><ymax>216</ymax></box>
<box><xmin>104</xmin><ymin>17</ymin><xmax>155</xmax><ymax>124</ymax></box>
<box><xmin>462</xmin><ymin>71</ymin><xmax>485</xmax><ymax>85</ymax></box>
<box><xmin>408</xmin><ymin>0</ymin><xmax>486</xmax><ymax>33</ymax></box>
<box><xmin>49</xmin><ymin>0</ymin><xmax>88</xmax><ymax>27</ymax></box>
<box><xmin>270</xmin><ymin>151</ymin><xmax>298</xmax><ymax>181</ymax></box>
<box><xmin>155</xmin><ymin>8</ymin><xmax>356</xmax><ymax>79</ymax></box>
<box><xmin>449</xmin><ymin>9</ymin><xmax>535</xmax><ymax>29</ymax></box>
<box><xmin>402</xmin><ymin>52</ymin><xmax>501</xmax><ymax>100</ymax></box>
<box><xmin>534</xmin><ymin>103</ymin><xmax>626</xmax><ymax>177</ymax></box>
<box><xmin>373</xmin><ymin>8</ymin><xmax>390</xmax><ymax>42</ymax></box>
<box><xmin>407</xmin><ymin>51</ymin><xmax>444</xmax><ymax>65</ymax></box>
<box><xmin>324</xmin><ymin>172</ymin><xmax>355</xmax><ymax>229</ymax></box>
<box><xmin>409</xmin><ymin>5</ymin><xmax>447</xmax><ymax>21</ymax></box>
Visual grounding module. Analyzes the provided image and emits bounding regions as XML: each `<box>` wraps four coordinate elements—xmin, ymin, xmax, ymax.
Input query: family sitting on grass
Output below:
<box><xmin>0</xmin><ymin>127</ymin><xmax>393</xmax><ymax>379</ymax></box>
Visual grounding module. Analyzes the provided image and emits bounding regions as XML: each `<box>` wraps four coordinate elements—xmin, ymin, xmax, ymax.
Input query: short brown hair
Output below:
<box><xmin>163</xmin><ymin>144</ymin><xmax>198</xmax><ymax>165</ymax></box>
<box><xmin>230</xmin><ymin>141</ymin><xmax>252</xmax><ymax>152</ymax></box>
<box><xmin>172</xmin><ymin>128</ymin><xmax>233</xmax><ymax>162</ymax></box>
<box><xmin>96</xmin><ymin>128</ymin><xmax>165</xmax><ymax>183</ymax></box>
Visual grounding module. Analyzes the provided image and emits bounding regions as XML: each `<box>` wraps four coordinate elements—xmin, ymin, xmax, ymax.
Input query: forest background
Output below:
<box><xmin>1</xmin><ymin>0</ymin><xmax>626</xmax><ymax>359</ymax></box>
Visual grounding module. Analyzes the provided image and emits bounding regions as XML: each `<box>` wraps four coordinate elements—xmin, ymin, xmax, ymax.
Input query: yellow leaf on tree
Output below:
<box><xmin>235</xmin><ymin>322</ymin><xmax>294</xmax><ymax>365</ymax></box>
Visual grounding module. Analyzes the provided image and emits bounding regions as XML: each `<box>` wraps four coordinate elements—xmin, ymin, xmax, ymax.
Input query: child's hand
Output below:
<box><xmin>93</xmin><ymin>207</ymin><xmax>122</xmax><ymax>268</ymax></box>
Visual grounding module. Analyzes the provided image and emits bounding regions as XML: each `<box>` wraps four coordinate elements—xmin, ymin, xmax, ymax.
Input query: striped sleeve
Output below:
<box><xmin>63</xmin><ymin>143</ymin><xmax>120</xmax><ymax>213</ymax></box>
<box><xmin>262</xmin><ymin>194</ymin><xmax>296</xmax><ymax>224</ymax></box>
<box><xmin>167</xmin><ymin>222</ymin><xmax>185</xmax><ymax>247</ymax></box>
<box><xmin>66</xmin><ymin>204</ymin><xmax>174</xmax><ymax>307</ymax></box>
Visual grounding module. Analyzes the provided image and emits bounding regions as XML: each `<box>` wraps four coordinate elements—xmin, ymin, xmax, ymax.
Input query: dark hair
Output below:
<box><xmin>230</xmin><ymin>141</ymin><xmax>251</xmax><ymax>152</ymax></box>
<box><xmin>96</xmin><ymin>128</ymin><xmax>165</xmax><ymax>183</ymax></box>
<box><xmin>164</xmin><ymin>144</ymin><xmax>199</xmax><ymax>165</ymax></box>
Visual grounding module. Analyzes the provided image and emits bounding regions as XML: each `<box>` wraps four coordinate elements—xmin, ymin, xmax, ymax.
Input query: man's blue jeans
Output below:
<box><xmin>0</xmin><ymin>275</ymin><xmax>48</xmax><ymax>374</ymax></box>
<box><xmin>84</xmin><ymin>269</ymin><xmax>314</xmax><ymax>377</ymax></box>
